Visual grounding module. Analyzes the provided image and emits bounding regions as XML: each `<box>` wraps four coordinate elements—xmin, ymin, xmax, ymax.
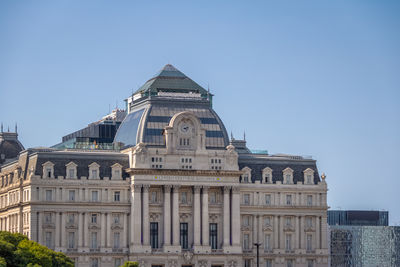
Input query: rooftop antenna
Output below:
<box><xmin>231</xmin><ymin>131</ymin><xmax>233</xmax><ymax>140</ymax></box>
<box><xmin>7</xmin><ymin>126</ymin><xmax>9</xmax><ymax>132</ymax></box>
<box><xmin>109</xmin><ymin>104</ymin><xmax>111</xmax><ymax>114</ymax></box>
<box><xmin>15</xmin><ymin>123</ymin><xmax>17</xmax><ymax>133</ymax></box>
<box><xmin>1</xmin><ymin>122</ymin><xmax>3</xmax><ymax>132</ymax></box>
<box><xmin>244</xmin><ymin>131</ymin><xmax>246</xmax><ymax>141</ymax></box>
<box><xmin>116</xmin><ymin>100</ymin><xmax>118</xmax><ymax>110</ymax></box>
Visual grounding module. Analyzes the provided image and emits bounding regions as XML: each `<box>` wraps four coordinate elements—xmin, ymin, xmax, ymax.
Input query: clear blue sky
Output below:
<box><xmin>1</xmin><ymin>1</ymin><xmax>399</xmax><ymax>225</ymax></box>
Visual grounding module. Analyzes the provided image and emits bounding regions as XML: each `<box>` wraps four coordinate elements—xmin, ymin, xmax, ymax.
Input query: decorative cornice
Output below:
<box><xmin>193</xmin><ymin>185</ymin><xmax>201</xmax><ymax>193</ymax></box>
<box><xmin>142</xmin><ymin>184</ymin><xmax>150</xmax><ymax>192</ymax></box>
<box><xmin>125</xmin><ymin>168</ymin><xmax>241</xmax><ymax>177</ymax></box>
<box><xmin>223</xmin><ymin>186</ymin><xmax>231</xmax><ymax>193</ymax></box>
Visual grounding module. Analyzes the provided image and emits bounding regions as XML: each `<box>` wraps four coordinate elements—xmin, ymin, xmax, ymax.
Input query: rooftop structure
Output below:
<box><xmin>328</xmin><ymin>210</ymin><xmax>389</xmax><ymax>226</ymax></box>
<box><xmin>0</xmin><ymin>125</ymin><xmax>24</xmax><ymax>165</ymax></box>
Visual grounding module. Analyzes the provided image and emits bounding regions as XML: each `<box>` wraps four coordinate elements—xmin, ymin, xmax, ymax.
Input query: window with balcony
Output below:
<box><xmin>265</xmin><ymin>260</ymin><xmax>272</xmax><ymax>267</ymax></box>
<box><xmin>68</xmin><ymin>232</ymin><xmax>75</xmax><ymax>249</ymax></box>
<box><xmin>150</xmin><ymin>222</ymin><xmax>158</xmax><ymax>249</ymax></box>
<box><xmin>90</xmin><ymin>232</ymin><xmax>98</xmax><ymax>249</ymax></box>
<box><xmin>285</xmin><ymin>234</ymin><xmax>292</xmax><ymax>251</ymax></box>
<box><xmin>243</xmin><ymin>233</ymin><xmax>250</xmax><ymax>250</ymax></box>
<box><xmin>264</xmin><ymin>234</ymin><xmax>271</xmax><ymax>251</ymax></box>
<box><xmin>287</xmin><ymin>260</ymin><xmax>293</xmax><ymax>267</ymax></box>
<box><xmin>113</xmin><ymin>232</ymin><xmax>120</xmax><ymax>249</ymax></box>
<box><xmin>90</xmin><ymin>258</ymin><xmax>99</xmax><ymax>267</ymax></box>
<box><xmin>244</xmin><ymin>259</ymin><xmax>251</xmax><ymax>267</ymax></box>
<box><xmin>307</xmin><ymin>259</ymin><xmax>314</xmax><ymax>267</ymax></box>
<box><xmin>114</xmin><ymin>259</ymin><xmax>122</xmax><ymax>267</ymax></box>
<box><xmin>307</xmin><ymin>234</ymin><xmax>312</xmax><ymax>251</ymax></box>
<box><xmin>180</xmin><ymin>223</ymin><xmax>188</xmax><ymax>249</ymax></box>
<box><xmin>210</xmin><ymin>191</ymin><xmax>217</xmax><ymax>204</ymax></box>
<box><xmin>45</xmin><ymin>231</ymin><xmax>53</xmax><ymax>248</ymax></box>
<box><xmin>151</xmin><ymin>191</ymin><xmax>158</xmax><ymax>203</ymax></box>
<box><xmin>210</xmin><ymin>223</ymin><xmax>217</xmax><ymax>249</ymax></box>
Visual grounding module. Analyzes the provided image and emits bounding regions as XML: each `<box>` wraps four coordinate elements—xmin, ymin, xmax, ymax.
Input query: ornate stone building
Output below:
<box><xmin>0</xmin><ymin>65</ymin><xmax>329</xmax><ymax>267</ymax></box>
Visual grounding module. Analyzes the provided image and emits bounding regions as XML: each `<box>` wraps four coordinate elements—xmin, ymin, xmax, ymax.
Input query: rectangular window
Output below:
<box><xmin>45</xmin><ymin>190</ymin><xmax>53</xmax><ymax>201</ymax></box>
<box><xmin>210</xmin><ymin>223</ymin><xmax>217</xmax><ymax>249</ymax></box>
<box><xmin>180</xmin><ymin>223</ymin><xmax>188</xmax><ymax>249</ymax></box>
<box><xmin>265</xmin><ymin>194</ymin><xmax>271</xmax><ymax>205</ymax></box>
<box><xmin>243</xmin><ymin>175</ymin><xmax>249</xmax><ymax>183</ymax></box>
<box><xmin>114</xmin><ymin>259</ymin><xmax>122</xmax><ymax>267</ymax></box>
<box><xmin>287</xmin><ymin>259</ymin><xmax>293</xmax><ymax>267</ymax></box>
<box><xmin>68</xmin><ymin>232</ymin><xmax>75</xmax><ymax>249</ymax></box>
<box><xmin>265</xmin><ymin>260</ymin><xmax>272</xmax><ymax>267</ymax></box>
<box><xmin>264</xmin><ymin>216</ymin><xmax>271</xmax><ymax>226</ymax></box>
<box><xmin>285</xmin><ymin>217</ymin><xmax>292</xmax><ymax>227</ymax></box>
<box><xmin>307</xmin><ymin>195</ymin><xmax>313</xmax><ymax>206</ymax></box>
<box><xmin>286</xmin><ymin>195</ymin><xmax>292</xmax><ymax>205</ymax></box>
<box><xmin>91</xmin><ymin>191</ymin><xmax>98</xmax><ymax>202</ymax></box>
<box><xmin>114</xmin><ymin>191</ymin><xmax>120</xmax><ymax>202</ymax></box>
<box><xmin>90</xmin><ymin>232</ymin><xmax>98</xmax><ymax>249</ymax></box>
<box><xmin>306</xmin><ymin>217</ymin><xmax>312</xmax><ymax>228</ymax></box>
<box><xmin>68</xmin><ymin>169</ymin><xmax>75</xmax><ymax>178</ymax></box>
<box><xmin>150</xmin><ymin>222</ymin><xmax>158</xmax><ymax>249</ymax></box>
<box><xmin>244</xmin><ymin>194</ymin><xmax>250</xmax><ymax>205</ymax></box>
<box><xmin>243</xmin><ymin>216</ymin><xmax>249</xmax><ymax>226</ymax></box>
<box><xmin>113</xmin><ymin>214</ymin><xmax>120</xmax><ymax>224</ymax></box>
<box><xmin>210</xmin><ymin>192</ymin><xmax>216</xmax><ymax>204</ymax></box>
<box><xmin>114</xmin><ymin>169</ymin><xmax>120</xmax><ymax>178</ymax></box>
<box><xmin>69</xmin><ymin>190</ymin><xmax>75</xmax><ymax>201</ymax></box>
<box><xmin>244</xmin><ymin>259</ymin><xmax>251</xmax><ymax>267</ymax></box>
<box><xmin>91</xmin><ymin>214</ymin><xmax>98</xmax><ymax>224</ymax></box>
<box><xmin>307</xmin><ymin>259</ymin><xmax>314</xmax><ymax>267</ymax></box>
<box><xmin>243</xmin><ymin>233</ymin><xmax>249</xmax><ymax>250</ymax></box>
<box><xmin>44</xmin><ymin>213</ymin><xmax>52</xmax><ymax>223</ymax></box>
<box><xmin>91</xmin><ymin>169</ymin><xmax>97</xmax><ymax>179</ymax></box>
<box><xmin>45</xmin><ymin>231</ymin><xmax>52</xmax><ymax>248</ymax></box>
<box><xmin>285</xmin><ymin>234</ymin><xmax>292</xmax><ymax>251</ymax></box>
<box><xmin>306</xmin><ymin>234</ymin><xmax>312</xmax><ymax>251</ymax></box>
<box><xmin>307</xmin><ymin>174</ymin><xmax>312</xmax><ymax>184</ymax></box>
<box><xmin>46</xmin><ymin>168</ymin><xmax>52</xmax><ymax>178</ymax></box>
<box><xmin>285</xmin><ymin>174</ymin><xmax>291</xmax><ymax>184</ymax></box>
<box><xmin>151</xmin><ymin>191</ymin><xmax>157</xmax><ymax>203</ymax></box>
<box><xmin>264</xmin><ymin>234</ymin><xmax>271</xmax><ymax>251</ymax></box>
<box><xmin>68</xmin><ymin>214</ymin><xmax>75</xmax><ymax>224</ymax></box>
<box><xmin>90</xmin><ymin>258</ymin><xmax>98</xmax><ymax>267</ymax></box>
<box><xmin>113</xmin><ymin>232</ymin><xmax>120</xmax><ymax>248</ymax></box>
<box><xmin>181</xmin><ymin>192</ymin><xmax>187</xmax><ymax>204</ymax></box>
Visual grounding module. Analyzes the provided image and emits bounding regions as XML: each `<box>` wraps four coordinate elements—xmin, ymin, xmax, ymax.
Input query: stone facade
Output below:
<box><xmin>0</xmin><ymin>64</ymin><xmax>329</xmax><ymax>267</ymax></box>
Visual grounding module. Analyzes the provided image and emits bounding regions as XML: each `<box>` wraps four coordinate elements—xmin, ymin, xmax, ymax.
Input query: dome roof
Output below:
<box><xmin>0</xmin><ymin>132</ymin><xmax>24</xmax><ymax>164</ymax></box>
<box><xmin>114</xmin><ymin>65</ymin><xmax>229</xmax><ymax>149</ymax></box>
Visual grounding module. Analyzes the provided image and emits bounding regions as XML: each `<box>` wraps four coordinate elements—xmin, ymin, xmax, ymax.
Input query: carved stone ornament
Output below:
<box><xmin>149</xmin><ymin>213</ymin><xmax>160</xmax><ymax>221</ymax></box>
<box><xmin>180</xmin><ymin>213</ymin><xmax>191</xmax><ymax>221</ymax></box>
<box><xmin>142</xmin><ymin>184</ymin><xmax>150</xmax><ymax>192</ymax></box>
<box><xmin>135</xmin><ymin>143</ymin><xmax>147</xmax><ymax>164</ymax></box>
<box><xmin>183</xmin><ymin>250</ymin><xmax>193</xmax><ymax>263</ymax></box>
<box><xmin>168</xmin><ymin>260</ymin><xmax>178</xmax><ymax>267</ymax></box>
<box><xmin>139</xmin><ymin>260</ymin><xmax>146</xmax><ymax>267</ymax></box>
<box><xmin>198</xmin><ymin>260</ymin><xmax>208</xmax><ymax>267</ymax></box>
<box><xmin>209</xmin><ymin>214</ymin><xmax>218</xmax><ymax>222</ymax></box>
<box><xmin>232</xmin><ymin>186</ymin><xmax>240</xmax><ymax>194</ymax></box>
<box><xmin>228</xmin><ymin>260</ymin><xmax>237</xmax><ymax>267</ymax></box>
<box><xmin>131</xmin><ymin>184</ymin><xmax>142</xmax><ymax>192</ymax></box>
<box><xmin>223</xmin><ymin>186</ymin><xmax>231</xmax><ymax>193</ymax></box>
<box><xmin>193</xmin><ymin>185</ymin><xmax>202</xmax><ymax>194</ymax></box>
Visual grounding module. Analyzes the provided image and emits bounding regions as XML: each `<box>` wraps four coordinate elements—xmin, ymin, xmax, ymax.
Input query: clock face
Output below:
<box><xmin>180</xmin><ymin>123</ymin><xmax>190</xmax><ymax>134</ymax></box>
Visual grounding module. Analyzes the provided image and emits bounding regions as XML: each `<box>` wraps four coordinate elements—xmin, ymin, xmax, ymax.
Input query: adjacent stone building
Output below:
<box><xmin>0</xmin><ymin>65</ymin><xmax>329</xmax><ymax>267</ymax></box>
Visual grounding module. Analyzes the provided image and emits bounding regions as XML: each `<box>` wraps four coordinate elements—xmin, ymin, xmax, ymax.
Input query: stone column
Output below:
<box><xmin>321</xmin><ymin>216</ymin><xmax>328</xmax><ymax>249</ymax></box>
<box><xmin>106</xmin><ymin>213</ymin><xmax>111</xmax><ymax>248</ymax></box>
<box><xmin>142</xmin><ymin>185</ymin><xmax>150</xmax><ymax>246</ymax></box>
<box><xmin>294</xmin><ymin>216</ymin><xmax>299</xmax><ymax>250</ymax></box>
<box><xmin>172</xmin><ymin>185</ymin><xmax>180</xmax><ymax>247</ymax></box>
<box><xmin>122</xmin><ymin>214</ymin><xmax>127</xmax><ymax>248</ymax></box>
<box><xmin>300</xmin><ymin>216</ymin><xmax>305</xmax><ymax>249</ymax></box>
<box><xmin>231</xmin><ymin>186</ymin><xmax>241</xmax><ymax>249</ymax></box>
<box><xmin>84</xmin><ymin>213</ymin><xmax>89</xmax><ymax>248</ymax></box>
<box><xmin>38</xmin><ymin>212</ymin><xmax>43</xmax><ymax>244</ymax></box>
<box><xmin>101</xmin><ymin>213</ymin><xmax>106</xmax><ymax>248</ymax></box>
<box><xmin>252</xmin><ymin>215</ymin><xmax>257</xmax><ymax>250</ymax></box>
<box><xmin>258</xmin><ymin>215</ymin><xmax>262</xmax><ymax>244</ymax></box>
<box><xmin>78</xmin><ymin>213</ymin><xmax>83</xmax><ymax>248</ymax></box>
<box><xmin>193</xmin><ymin>186</ymin><xmax>201</xmax><ymax>247</ymax></box>
<box><xmin>163</xmin><ymin>185</ymin><xmax>172</xmax><ymax>249</ymax></box>
<box><xmin>55</xmin><ymin>212</ymin><xmax>60</xmax><ymax>249</ymax></box>
<box><xmin>202</xmin><ymin>186</ymin><xmax>209</xmax><ymax>246</ymax></box>
<box><xmin>61</xmin><ymin>213</ymin><xmax>66</xmax><ymax>248</ymax></box>
<box><xmin>222</xmin><ymin>186</ymin><xmax>230</xmax><ymax>249</ymax></box>
<box><xmin>279</xmin><ymin>216</ymin><xmax>284</xmax><ymax>249</ymax></box>
<box><xmin>316</xmin><ymin>216</ymin><xmax>320</xmax><ymax>249</ymax></box>
<box><xmin>131</xmin><ymin>184</ymin><xmax>142</xmax><ymax>247</ymax></box>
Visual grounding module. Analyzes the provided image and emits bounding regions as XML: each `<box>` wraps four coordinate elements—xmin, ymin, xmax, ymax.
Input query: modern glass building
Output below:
<box><xmin>328</xmin><ymin>210</ymin><xmax>389</xmax><ymax>226</ymax></box>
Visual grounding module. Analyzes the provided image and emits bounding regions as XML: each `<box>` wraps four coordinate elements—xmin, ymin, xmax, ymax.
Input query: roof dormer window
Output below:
<box><xmin>241</xmin><ymin>167</ymin><xmax>252</xmax><ymax>183</ymax></box>
<box><xmin>88</xmin><ymin>162</ymin><xmax>100</xmax><ymax>179</ymax></box>
<box><xmin>303</xmin><ymin>168</ymin><xmax>315</xmax><ymax>185</ymax></box>
<box><xmin>42</xmin><ymin>161</ymin><xmax>54</xmax><ymax>179</ymax></box>
<box><xmin>282</xmin><ymin>167</ymin><xmax>294</xmax><ymax>184</ymax></box>
<box><xmin>65</xmin><ymin>162</ymin><xmax>77</xmax><ymax>179</ymax></box>
<box><xmin>262</xmin><ymin>167</ymin><xmax>273</xmax><ymax>184</ymax></box>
